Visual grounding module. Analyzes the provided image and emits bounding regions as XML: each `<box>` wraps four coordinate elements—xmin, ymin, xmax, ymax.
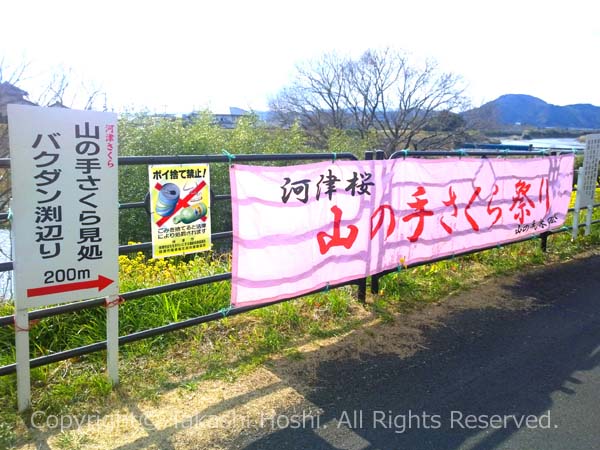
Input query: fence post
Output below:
<box><xmin>15</xmin><ymin>307</ymin><xmax>31</xmax><ymax>412</ymax></box>
<box><xmin>540</xmin><ymin>231</ymin><xmax>549</xmax><ymax>252</ymax></box>
<box><xmin>371</xmin><ymin>275</ymin><xmax>381</xmax><ymax>295</ymax></box>
<box><xmin>572</xmin><ymin>167</ymin><xmax>583</xmax><ymax>240</ymax></box>
<box><xmin>370</xmin><ymin>149</ymin><xmax>386</xmax><ymax>295</ymax></box>
<box><xmin>358</xmin><ymin>150</ymin><xmax>375</xmax><ymax>303</ymax></box>
<box><xmin>106</xmin><ymin>295</ymin><xmax>119</xmax><ymax>386</ymax></box>
<box><xmin>356</xmin><ymin>279</ymin><xmax>367</xmax><ymax>304</ymax></box>
<box><xmin>585</xmin><ymin>206</ymin><xmax>594</xmax><ymax>236</ymax></box>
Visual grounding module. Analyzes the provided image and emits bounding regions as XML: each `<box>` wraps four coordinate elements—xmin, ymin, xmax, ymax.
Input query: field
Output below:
<box><xmin>0</xmin><ymin>115</ymin><xmax>598</xmax><ymax>448</ymax></box>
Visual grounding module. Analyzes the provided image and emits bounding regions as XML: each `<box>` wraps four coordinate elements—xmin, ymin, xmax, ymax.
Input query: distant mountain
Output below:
<box><xmin>463</xmin><ymin>94</ymin><xmax>600</xmax><ymax>129</ymax></box>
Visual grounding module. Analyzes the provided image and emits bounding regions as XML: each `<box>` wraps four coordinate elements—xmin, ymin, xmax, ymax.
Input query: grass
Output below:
<box><xmin>1</xmin><ymin>192</ymin><xmax>600</xmax><ymax>448</ymax></box>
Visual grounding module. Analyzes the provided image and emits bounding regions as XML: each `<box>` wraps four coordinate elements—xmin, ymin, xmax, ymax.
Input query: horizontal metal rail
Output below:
<box><xmin>389</xmin><ymin>148</ymin><xmax>583</xmax><ymax>159</ymax></box>
<box><xmin>4</xmin><ymin>196</ymin><xmax>598</xmax><ymax>272</ymax></box>
<box><xmin>0</xmin><ymin>196</ymin><xmax>229</xmax><ymax>220</ymax></box>
<box><xmin>118</xmin><ymin>201</ymin><xmax>146</xmax><ymax>210</ymax></box>
<box><xmin>461</xmin><ymin>143</ymin><xmax>534</xmax><ymax>151</ymax></box>
<box><xmin>0</xmin><ymin>220</ymin><xmax>600</xmax><ymax>376</ymax></box>
<box><xmin>0</xmin><ymin>151</ymin><xmax>357</xmax><ymax>221</ymax></box>
<box><xmin>0</xmin><ymin>149</ymin><xmax>585</xmax><ymax>221</ymax></box>
<box><xmin>0</xmin><ymin>231</ymin><xmax>233</xmax><ymax>272</ymax></box>
<box><xmin>116</xmin><ymin>231</ymin><xmax>233</xmax><ymax>255</ymax></box>
<box><xmin>117</xmin><ymin>152</ymin><xmax>359</xmax><ymax>165</ymax></box>
<box><xmin>0</xmin><ymin>200</ymin><xmax>148</xmax><ymax>221</ymax></box>
<box><xmin>0</xmin><ymin>152</ymin><xmax>358</xmax><ymax>169</ymax></box>
<box><xmin>0</xmin><ymin>278</ymin><xmax>364</xmax><ymax>376</ymax></box>
<box><xmin>1</xmin><ymin>222</ymin><xmax>595</xmax><ymax>376</ymax></box>
<box><xmin>0</xmin><ymin>273</ymin><xmax>233</xmax><ymax>328</ymax></box>
<box><xmin>2</xmin><ymin>212</ymin><xmax>596</xmax><ymax>329</ymax></box>
<box><xmin>0</xmin><ymin>148</ymin><xmax>597</xmax><ymax>379</ymax></box>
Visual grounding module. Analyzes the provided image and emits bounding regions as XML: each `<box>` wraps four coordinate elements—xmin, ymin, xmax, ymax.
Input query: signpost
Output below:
<box><xmin>573</xmin><ymin>135</ymin><xmax>600</xmax><ymax>238</ymax></box>
<box><xmin>8</xmin><ymin>104</ymin><xmax>119</xmax><ymax>411</ymax></box>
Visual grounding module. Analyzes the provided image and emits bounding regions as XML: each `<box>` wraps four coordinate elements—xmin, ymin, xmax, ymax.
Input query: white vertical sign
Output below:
<box><xmin>8</xmin><ymin>104</ymin><xmax>120</xmax><ymax>411</ymax></box>
<box><xmin>8</xmin><ymin>105</ymin><xmax>119</xmax><ymax>308</ymax></box>
<box><xmin>573</xmin><ymin>134</ymin><xmax>600</xmax><ymax>237</ymax></box>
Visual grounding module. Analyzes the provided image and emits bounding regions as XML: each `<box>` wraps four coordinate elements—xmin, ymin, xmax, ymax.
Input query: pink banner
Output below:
<box><xmin>230</xmin><ymin>156</ymin><xmax>574</xmax><ymax>306</ymax></box>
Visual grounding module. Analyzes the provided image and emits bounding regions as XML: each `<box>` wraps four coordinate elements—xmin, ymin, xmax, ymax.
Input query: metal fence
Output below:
<box><xmin>0</xmin><ymin>148</ymin><xmax>596</xmax><ymax>378</ymax></box>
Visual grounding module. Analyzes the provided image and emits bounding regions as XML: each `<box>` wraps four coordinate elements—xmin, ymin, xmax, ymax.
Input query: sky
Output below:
<box><xmin>2</xmin><ymin>0</ymin><xmax>599</xmax><ymax>114</ymax></box>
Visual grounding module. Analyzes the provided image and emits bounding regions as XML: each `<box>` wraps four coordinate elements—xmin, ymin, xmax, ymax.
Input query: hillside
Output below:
<box><xmin>463</xmin><ymin>94</ymin><xmax>600</xmax><ymax>129</ymax></box>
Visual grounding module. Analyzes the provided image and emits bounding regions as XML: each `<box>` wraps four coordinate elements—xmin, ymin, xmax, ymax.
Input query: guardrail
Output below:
<box><xmin>0</xmin><ymin>148</ymin><xmax>592</xmax><ymax>378</ymax></box>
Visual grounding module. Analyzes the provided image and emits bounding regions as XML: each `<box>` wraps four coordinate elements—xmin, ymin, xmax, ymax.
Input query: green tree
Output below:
<box><xmin>117</xmin><ymin>112</ymin><xmax>311</xmax><ymax>244</ymax></box>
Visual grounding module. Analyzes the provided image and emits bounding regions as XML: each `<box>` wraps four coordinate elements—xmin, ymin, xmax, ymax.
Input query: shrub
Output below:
<box><xmin>117</xmin><ymin>113</ymin><xmax>312</xmax><ymax>243</ymax></box>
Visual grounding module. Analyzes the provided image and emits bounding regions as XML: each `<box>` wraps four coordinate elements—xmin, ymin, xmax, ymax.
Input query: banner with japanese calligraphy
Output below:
<box><xmin>148</xmin><ymin>164</ymin><xmax>211</xmax><ymax>258</ymax></box>
<box><xmin>8</xmin><ymin>105</ymin><xmax>119</xmax><ymax>309</ymax></box>
<box><xmin>230</xmin><ymin>155</ymin><xmax>574</xmax><ymax>306</ymax></box>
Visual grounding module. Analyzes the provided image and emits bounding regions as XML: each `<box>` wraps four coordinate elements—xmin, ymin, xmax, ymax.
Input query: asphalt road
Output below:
<box><xmin>240</xmin><ymin>254</ymin><xmax>600</xmax><ymax>450</ymax></box>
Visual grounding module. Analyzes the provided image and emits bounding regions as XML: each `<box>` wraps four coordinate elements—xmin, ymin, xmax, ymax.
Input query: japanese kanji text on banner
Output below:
<box><xmin>230</xmin><ymin>156</ymin><xmax>574</xmax><ymax>306</ymax></box>
<box><xmin>148</xmin><ymin>164</ymin><xmax>211</xmax><ymax>258</ymax></box>
<box><xmin>8</xmin><ymin>105</ymin><xmax>119</xmax><ymax>309</ymax></box>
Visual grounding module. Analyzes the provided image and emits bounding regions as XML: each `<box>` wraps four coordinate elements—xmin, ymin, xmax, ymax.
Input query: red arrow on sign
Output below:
<box><xmin>26</xmin><ymin>275</ymin><xmax>114</xmax><ymax>298</ymax></box>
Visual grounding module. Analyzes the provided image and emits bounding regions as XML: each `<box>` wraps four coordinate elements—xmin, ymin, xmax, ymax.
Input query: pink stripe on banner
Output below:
<box><xmin>233</xmin><ymin>251</ymin><xmax>370</xmax><ymax>288</ymax></box>
<box><xmin>229</xmin><ymin>165</ymin><xmax>241</xmax><ymax>305</ymax></box>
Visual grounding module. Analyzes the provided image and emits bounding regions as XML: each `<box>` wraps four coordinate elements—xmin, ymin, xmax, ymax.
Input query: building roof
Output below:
<box><xmin>0</xmin><ymin>82</ymin><xmax>36</xmax><ymax>122</ymax></box>
<box><xmin>0</xmin><ymin>81</ymin><xmax>29</xmax><ymax>98</ymax></box>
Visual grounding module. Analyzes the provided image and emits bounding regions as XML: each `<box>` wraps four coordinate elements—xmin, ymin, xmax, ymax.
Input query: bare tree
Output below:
<box><xmin>270</xmin><ymin>48</ymin><xmax>469</xmax><ymax>153</ymax></box>
<box><xmin>341</xmin><ymin>49</ymin><xmax>391</xmax><ymax>139</ymax></box>
<box><xmin>0</xmin><ymin>58</ymin><xmax>31</xmax><ymax>86</ymax></box>
<box><xmin>376</xmin><ymin>57</ymin><xmax>468</xmax><ymax>152</ymax></box>
<box><xmin>270</xmin><ymin>52</ymin><xmax>350</xmax><ymax>147</ymax></box>
<box><xmin>0</xmin><ymin>60</ymin><xmax>107</xmax><ymax>214</ymax></box>
<box><xmin>36</xmin><ymin>67</ymin><xmax>105</xmax><ymax>110</ymax></box>
<box><xmin>36</xmin><ymin>70</ymin><xmax>71</xmax><ymax>107</ymax></box>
